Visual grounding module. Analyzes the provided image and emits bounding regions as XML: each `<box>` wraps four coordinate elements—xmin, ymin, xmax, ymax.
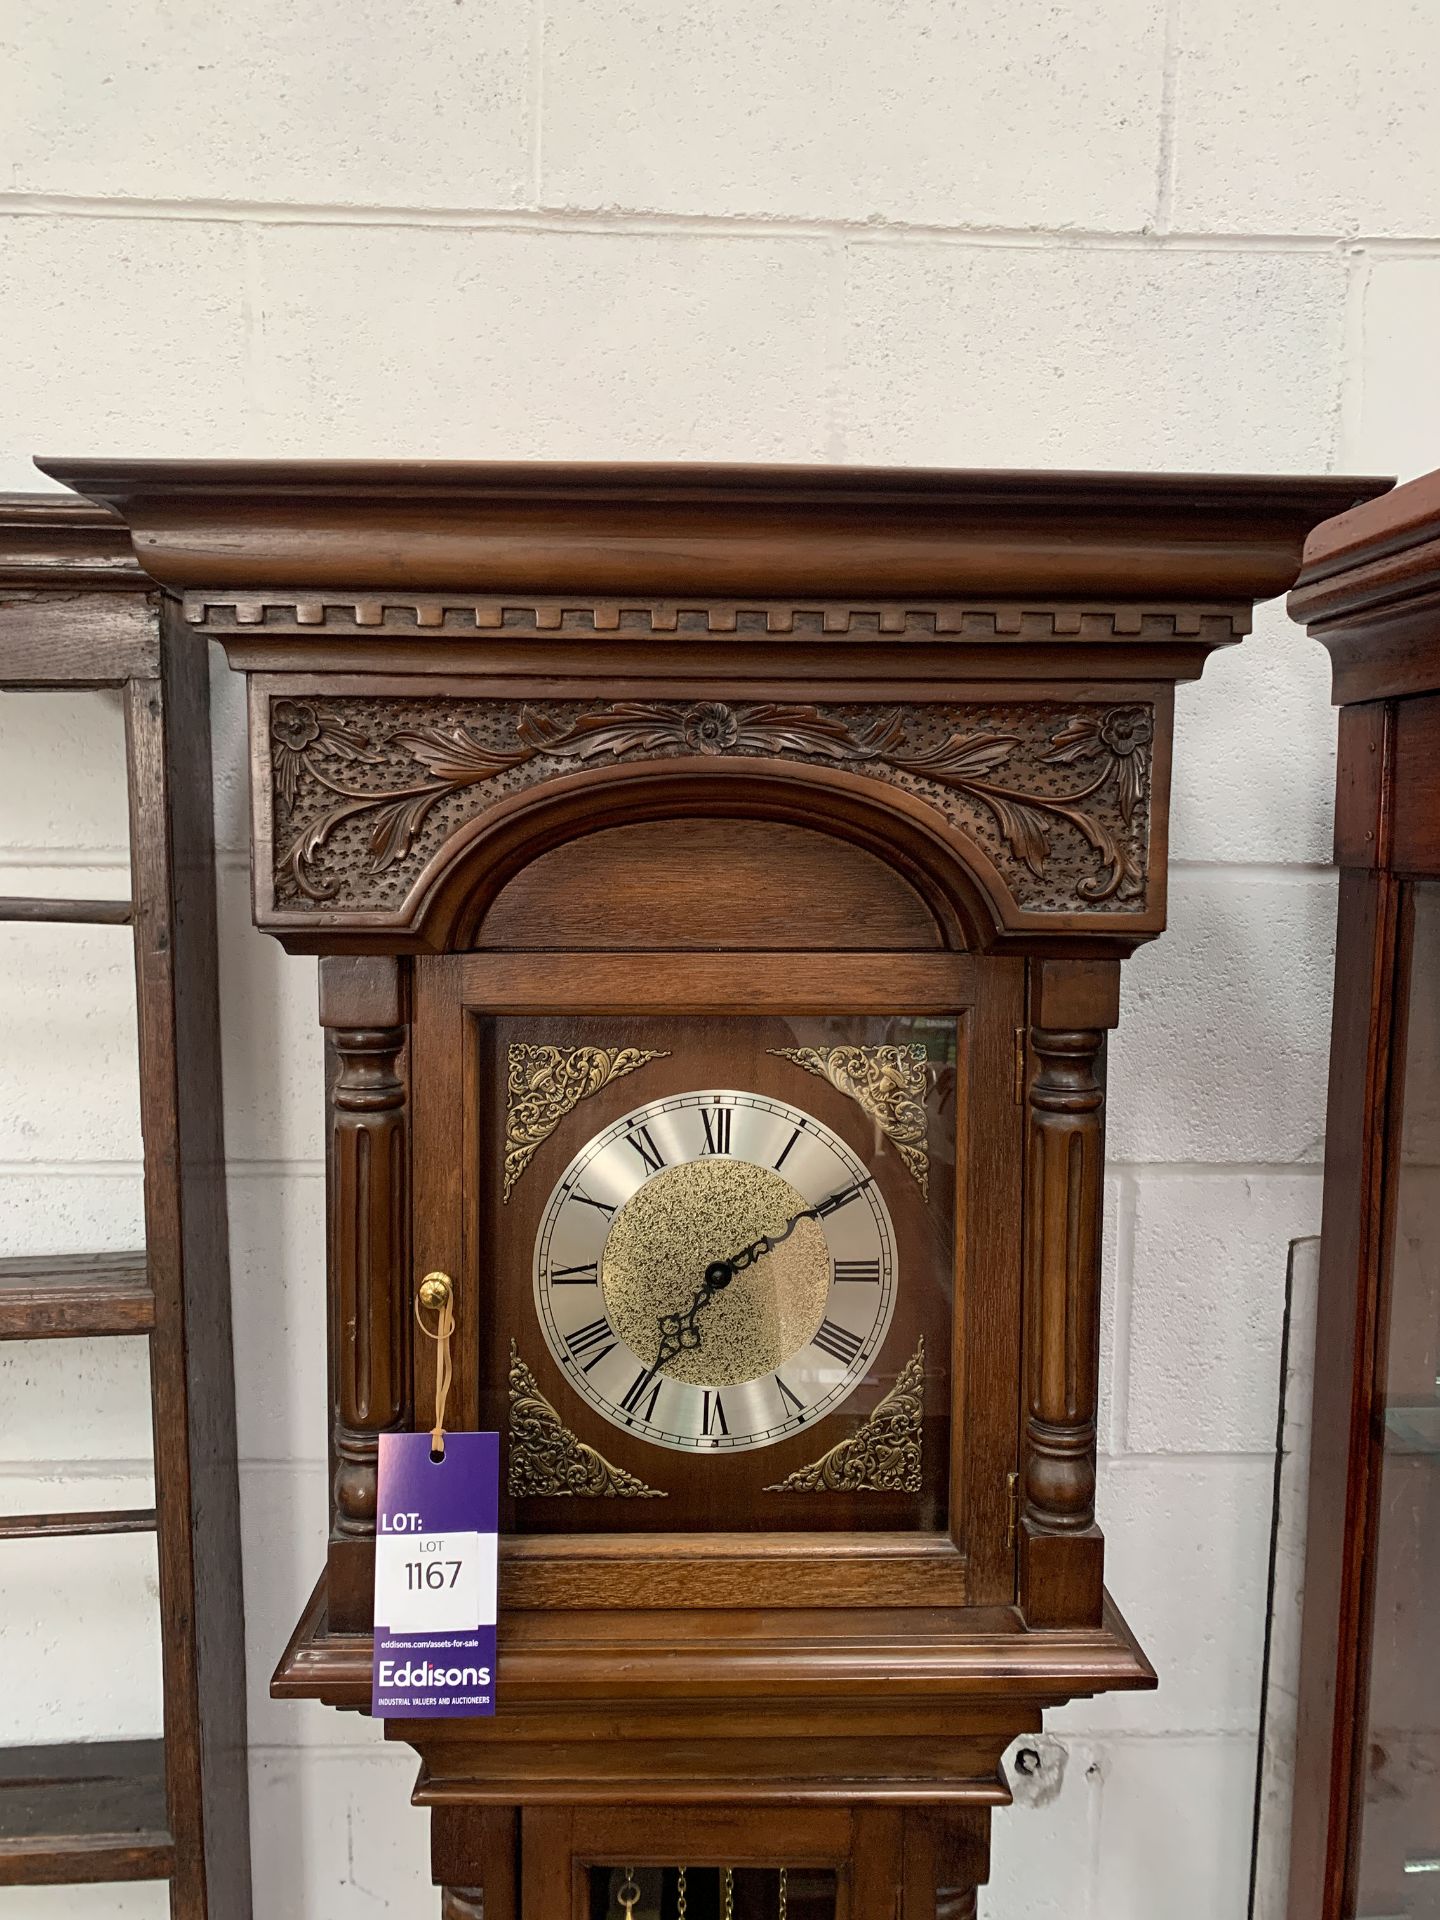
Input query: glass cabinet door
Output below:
<box><xmin>1357</xmin><ymin>882</ymin><xmax>1440</xmax><ymax>1916</ymax></box>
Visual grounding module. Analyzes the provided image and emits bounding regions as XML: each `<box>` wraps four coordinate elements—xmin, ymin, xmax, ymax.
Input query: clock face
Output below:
<box><xmin>533</xmin><ymin>1089</ymin><xmax>898</xmax><ymax>1453</ymax></box>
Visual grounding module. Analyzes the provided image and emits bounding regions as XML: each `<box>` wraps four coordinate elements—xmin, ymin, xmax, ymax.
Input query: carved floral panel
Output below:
<box><xmin>266</xmin><ymin>695</ymin><xmax>1154</xmax><ymax>916</ymax></box>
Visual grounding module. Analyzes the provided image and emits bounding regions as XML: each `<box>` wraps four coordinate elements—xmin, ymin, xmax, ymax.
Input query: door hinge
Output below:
<box><xmin>1013</xmin><ymin>1026</ymin><xmax>1028</xmax><ymax>1104</ymax></box>
<box><xmin>1006</xmin><ymin>1469</ymin><xmax>1021</xmax><ymax>1548</ymax></box>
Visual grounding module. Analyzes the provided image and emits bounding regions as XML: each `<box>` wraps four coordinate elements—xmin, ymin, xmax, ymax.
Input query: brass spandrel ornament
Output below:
<box><xmin>764</xmin><ymin>1339</ymin><xmax>925</xmax><ymax>1494</ymax></box>
<box><xmin>507</xmin><ymin>1342</ymin><xmax>666</xmax><ymax>1499</ymax></box>
<box><xmin>769</xmin><ymin>1044</ymin><xmax>930</xmax><ymax>1196</ymax></box>
<box><xmin>504</xmin><ymin>1042</ymin><xmax>669</xmax><ymax>1200</ymax></box>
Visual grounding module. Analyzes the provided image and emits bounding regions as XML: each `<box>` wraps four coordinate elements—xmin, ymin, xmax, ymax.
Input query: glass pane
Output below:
<box><xmin>1357</xmin><ymin>882</ymin><xmax>1440</xmax><ymax>1916</ymax></box>
<box><xmin>482</xmin><ymin>1011</ymin><xmax>956</xmax><ymax>1533</ymax></box>
<box><xmin>589</xmin><ymin>1867</ymin><xmax>837</xmax><ymax>1920</ymax></box>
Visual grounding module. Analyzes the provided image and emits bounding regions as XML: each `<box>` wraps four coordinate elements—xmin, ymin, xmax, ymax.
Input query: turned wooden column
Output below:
<box><xmin>320</xmin><ymin>955</ymin><xmax>411</xmax><ymax>1630</ymax></box>
<box><xmin>1019</xmin><ymin>959</ymin><xmax>1119</xmax><ymax>1628</ymax></box>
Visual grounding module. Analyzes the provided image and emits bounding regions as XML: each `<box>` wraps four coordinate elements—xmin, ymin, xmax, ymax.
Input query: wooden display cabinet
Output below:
<box><xmin>40</xmin><ymin>458</ymin><xmax>1384</xmax><ymax>1913</ymax></box>
<box><xmin>1287</xmin><ymin>468</ymin><xmax>1440</xmax><ymax>1920</ymax></box>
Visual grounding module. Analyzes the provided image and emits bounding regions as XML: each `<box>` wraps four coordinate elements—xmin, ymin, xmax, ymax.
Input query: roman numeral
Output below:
<box><xmin>774</xmin><ymin>1374</ymin><xmax>806</xmax><ymax>1416</ymax></box>
<box><xmin>812</xmin><ymin>1318</ymin><xmax>864</xmax><ymax>1366</ymax></box>
<box><xmin>702</xmin><ymin>1390</ymin><xmax>729</xmax><ymax>1438</ymax></box>
<box><xmin>626</xmin><ymin>1124</ymin><xmax>666</xmax><ymax>1175</ymax></box>
<box><xmin>570</xmin><ymin>1187</ymin><xmax>615</xmax><ymax>1218</ymax></box>
<box><xmin>619</xmin><ymin>1363</ymin><xmax>663</xmax><ymax>1421</ymax></box>
<box><xmin>565</xmin><ymin>1316</ymin><xmax>617</xmax><ymax>1372</ymax></box>
<box><xmin>550</xmin><ymin>1262</ymin><xmax>599</xmax><ymax>1284</ymax></box>
<box><xmin>834</xmin><ymin>1259</ymin><xmax>881</xmax><ymax>1284</ymax></box>
<box><xmin>773</xmin><ymin>1126</ymin><xmax>802</xmax><ymax>1171</ymax></box>
<box><xmin>700</xmin><ymin>1105</ymin><xmax>732</xmax><ymax>1155</ymax></box>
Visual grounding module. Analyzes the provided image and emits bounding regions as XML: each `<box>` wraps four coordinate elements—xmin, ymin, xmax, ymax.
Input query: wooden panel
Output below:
<box><xmin>1391</xmin><ymin>693</ymin><xmax>1440</xmax><ymax>875</ymax></box>
<box><xmin>0</xmin><ymin>1741</ymin><xmax>173</xmax><ymax>1887</ymax></box>
<box><xmin>458</xmin><ymin>951</ymin><xmax>978</xmax><ymax>1013</ymax></box>
<box><xmin>433</xmin><ymin>1807</ymin><xmax>518</xmax><ymax>1920</ymax></box>
<box><xmin>561</xmin><ymin>1804</ymin><xmax>858</xmax><ymax>1864</ymax></box>
<box><xmin>0</xmin><ymin>1252</ymin><xmax>153</xmax><ymax>1339</ymax></box>
<box><xmin>952</xmin><ymin>955</ymin><xmax>1026</xmax><ymax>1604</ymax></box>
<box><xmin>500</xmin><ymin>1534</ymin><xmax>968</xmax><ymax>1611</ymax></box>
<box><xmin>0</xmin><ymin>592</ymin><xmax>159</xmax><ymax>688</ymax></box>
<box><xmin>1332</xmin><ymin>701</ymin><xmax>1389</xmax><ymax>870</ymax></box>
<box><xmin>477</xmin><ymin>819</ymin><xmax>946</xmax><ymax>951</ymax></box>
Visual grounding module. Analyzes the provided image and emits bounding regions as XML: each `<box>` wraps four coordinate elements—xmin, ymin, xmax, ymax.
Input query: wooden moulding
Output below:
<box><xmin>275</xmin><ymin>1571</ymin><xmax>1154</xmax><ymax>1712</ymax></box>
<box><xmin>0</xmin><ymin>492</ymin><xmax>157</xmax><ymax>689</ymax></box>
<box><xmin>39</xmin><ymin>459</ymin><xmax>1384</xmax><ymax>605</ymax></box>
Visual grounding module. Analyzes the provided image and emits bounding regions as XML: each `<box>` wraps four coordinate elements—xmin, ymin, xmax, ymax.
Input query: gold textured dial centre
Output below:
<box><xmin>600</xmin><ymin>1158</ymin><xmax>832</xmax><ymax>1388</ymax></box>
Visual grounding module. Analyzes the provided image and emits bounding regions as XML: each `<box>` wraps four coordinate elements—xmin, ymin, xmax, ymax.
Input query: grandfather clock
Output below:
<box><xmin>41</xmin><ymin>459</ymin><xmax>1384</xmax><ymax>1916</ymax></box>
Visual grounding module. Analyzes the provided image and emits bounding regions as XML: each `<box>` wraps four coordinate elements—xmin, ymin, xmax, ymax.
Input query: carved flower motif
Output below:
<box><xmin>270</xmin><ymin>698</ymin><xmax>382</xmax><ymax>821</ymax></box>
<box><xmin>272</xmin><ymin>699</ymin><xmax>321</xmax><ymax>752</ymax></box>
<box><xmin>681</xmin><ymin>701</ymin><xmax>739</xmax><ymax>754</ymax></box>
<box><xmin>1099</xmin><ymin>706</ymin><xmax>1153</xmax><ymax>757</ymax></box>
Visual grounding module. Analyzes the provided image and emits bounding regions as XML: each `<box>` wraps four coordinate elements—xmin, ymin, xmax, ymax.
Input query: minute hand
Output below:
<box><xmin>655</xmin><ymin>1177</ymin><xmax>875</xmax><ymax>1369</ymax></box>
<box><xmin>725</xmin><ymin>1177</ymin><xmax>873</xmax><ymax>1275</ymax></box>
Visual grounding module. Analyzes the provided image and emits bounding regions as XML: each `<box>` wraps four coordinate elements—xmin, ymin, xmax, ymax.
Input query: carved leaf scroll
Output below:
<box><xmin>267</xmin><ymin>694</ymin><xmax>1154</xmax><ymax>917</ymax></box>
<box><xmin>770</xmin><ymin>1043</ymin><xmax>930</xmax><ymax>1197</ymax></box>
<box><xmin>507</xmin><ymin>1344</ymin><xmax>665</xmax><ymax>1499</ymax></box>
<box><xmin>764</xmin><ymin>1339</ymin><xmax>926</xmax><ymax>1494</ymax></box>
<box><xmin>503</xmin><ymin>1043</ymin><xmax>669</xmax><ymax>1200</ymax></box>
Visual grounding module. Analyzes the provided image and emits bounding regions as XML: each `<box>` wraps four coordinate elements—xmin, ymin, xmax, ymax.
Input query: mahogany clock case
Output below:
<box><xmin>32</xmin><ymin>458</ymin><xmax>1392</xmax><ymax>1908</ymax></box>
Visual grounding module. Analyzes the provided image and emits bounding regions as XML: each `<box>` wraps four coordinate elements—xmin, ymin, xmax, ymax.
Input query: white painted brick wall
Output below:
<box><xmin>2</xmin><ymin>2</ymin><xmax>1439</xmax><ymax>1912</ymax></box>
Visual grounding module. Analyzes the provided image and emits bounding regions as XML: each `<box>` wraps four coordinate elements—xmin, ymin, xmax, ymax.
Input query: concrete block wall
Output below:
<box><xmin>2</xmin><ymin>2</ymin><xmax>1439</xmax><ymax>1911</ymax></box>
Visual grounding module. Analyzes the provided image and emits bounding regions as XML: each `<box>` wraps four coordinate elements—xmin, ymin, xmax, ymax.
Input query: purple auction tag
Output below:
<box><xmin>372</xmin><ymin>1430</ymin><xmax>499</xmax><ymax>1719</ymax></box>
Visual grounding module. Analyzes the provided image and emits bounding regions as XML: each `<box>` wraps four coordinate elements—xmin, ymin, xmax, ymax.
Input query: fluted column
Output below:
<box><xmin>320</xmin><ymin>957</ymin><xmax>410</xmax><ymax>1629</ymax></box>
<box><xmin>1019</xmin><ymin>961</ymin><xmax>1117</xmax><ymax>1628</ymax></box>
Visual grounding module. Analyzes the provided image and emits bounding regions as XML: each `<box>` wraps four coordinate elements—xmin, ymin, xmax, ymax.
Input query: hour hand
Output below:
<box><xmin>655</xmin><ymin>1258</ymin><xmax>735</xmax><ymax>1366</ymax></box>
<box><xmin>656</xmin><ymin>1299</ymin><xmax>706</xmax><ymax>1367</ymax></box>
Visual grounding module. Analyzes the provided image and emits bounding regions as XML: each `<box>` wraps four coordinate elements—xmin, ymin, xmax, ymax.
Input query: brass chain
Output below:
<box><xmin>722</xmin><ymin>1869</ymin><xmax>734</xmax><ymax>1920</ymax></box>
<box><xmin>677</xmin><ymin>1866</ymin><xmax>688</xmax><ymax>1920</ymax></box>
<box><xmin>617</xmin><ymin>1870</ymin><xmax>641</xmax><ymax>1920</ymax></box>
<box><xmin>778</xmin><ymin>1868</ymin><xmax>788</xmax><ymax>1920</ymax></box>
